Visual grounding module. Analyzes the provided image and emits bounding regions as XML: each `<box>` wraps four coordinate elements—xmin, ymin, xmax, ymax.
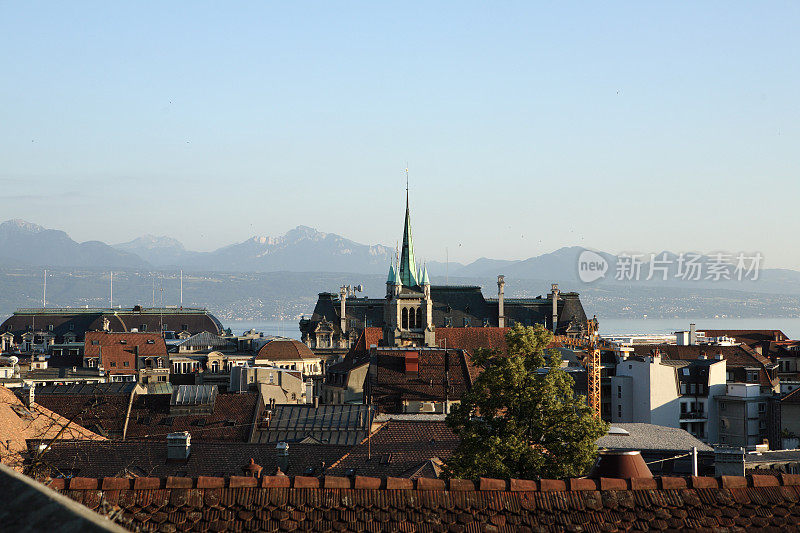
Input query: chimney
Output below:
<box><xmin>23</xmin><ymin>385</ymin><xmax>35</xmax><ymax>408</ymax></box>
<box><xmin>313</xmin><ymin>396</ymin><xmax>319</xmax><ymax>409</ymax></box>
<box><xmin>242</xmin><ymin>458</ymin><xmax>263</xmax><ymax>478</ymax></box>
<box><xmin>550</xmin><ymin>284</ymin><xmax>560</xmax><ymax>334</ymax></box>
<box><xmin>497</xmin><ymin>275</ymin><xmax>505</xmax><ymax>328</ymax></box>
<box><xmin>167</xmin><ymin>431</ymin><xmax>191</xmax><ymax>461</ymax></box>
<box><xmin>276</xmin><ymin>442</ymin><xmax>289</xmax><ymax>474</ymax></box>
<box><xmin>689</xmin><ymin>323</ymin><xmax>697</xmax><ymax>346</ymax></box>
<box><xmin>589</xmin><ymin>450</ymin><xmax>653</xmax><ymax>479</ymax></box>
<box><xmin>339</xmin><ymin>286</ymin><xmax>347</xmax><ymax>338</ymax></box>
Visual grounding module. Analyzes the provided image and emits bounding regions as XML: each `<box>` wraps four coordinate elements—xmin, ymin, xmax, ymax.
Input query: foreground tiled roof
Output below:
<box><xmin>52</xmin><ymin>473</ymin><xmax>800</xmax><ymax>532</ymax></box>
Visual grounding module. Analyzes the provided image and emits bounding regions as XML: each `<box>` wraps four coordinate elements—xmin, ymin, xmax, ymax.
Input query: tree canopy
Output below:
<box><xmin>445</xmin><ymin>323</ymin><xmax>608</xmax><ymax>479</ymax></box>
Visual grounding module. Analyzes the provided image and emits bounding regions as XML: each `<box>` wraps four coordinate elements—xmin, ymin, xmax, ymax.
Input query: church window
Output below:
<box><xmin>402</xmin><ymin>308</ymin><xmax>409</xmax><ymax>329</ymax></box>
<box><xmin>416</xmin><ymin>308</ymin><xmax>423</xmax><ymax>328</ymax></box>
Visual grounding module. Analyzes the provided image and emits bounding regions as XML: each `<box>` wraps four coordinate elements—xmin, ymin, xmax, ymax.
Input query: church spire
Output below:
<box><xmin>398</xmin><ymin>170</ymin><xmax>419</xmax><ymax>288</ymax></box>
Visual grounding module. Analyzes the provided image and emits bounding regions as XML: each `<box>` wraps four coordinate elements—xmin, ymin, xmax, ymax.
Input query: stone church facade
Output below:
<box><xmin>300</xmin><ymin>195</ymin><xmax>588</xmax><ymax>350</ymax></box>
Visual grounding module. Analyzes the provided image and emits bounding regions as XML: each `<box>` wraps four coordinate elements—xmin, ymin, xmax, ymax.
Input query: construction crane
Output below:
<box><xmin>586</xmin><ymin>315</ymin><xmax>601</xmax><ymax>418</ymax></box>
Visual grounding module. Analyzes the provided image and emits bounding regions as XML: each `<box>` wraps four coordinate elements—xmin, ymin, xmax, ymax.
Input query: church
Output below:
<box><xmin>299</xmin><ymin>193</ymin><xmax>588</xmax><ymax>349</ymax></box>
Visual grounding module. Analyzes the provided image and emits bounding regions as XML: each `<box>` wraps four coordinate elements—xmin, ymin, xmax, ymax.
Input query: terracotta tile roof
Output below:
<box><xmin>327</xmin><ymin>420</ymin><xmax>458</xmax><ymax>478</ymax></box>
<box><xmin>350</xmin><ymin>327</ymin><xmax>383</xmax><ymax>352</ymax></box>
<box><xmin>39</xmin><ymin>440</ymin><xmax>351</xmax><ymax>479</ymax></box>
<box><xmin>256</xmin><ymin>339</ymin><xmax>316</xmax><ymax>361</ymax></box>
<box><xmin>52</xmin><ymin>473</ymin><xmax>800</xmax><ymax>532</ymax></box>
<box><xmin>371</xmin><ymin>349</ymin><xmax>472</xmax><ymax>412</ymax></box>
<box><xmin>0</xmin><ymin>386</ymin><xmax>105</xmax><ymax>472</ymax></box>
<box><xmin>35</xmin><ymin>392</ymin><xmax>258</xmax><ymax>441</ymax></box>
<box><xmin>701</xmin><ymin>329</ymin><xmax>790</xmax><ymax>343</ymax></box>
<box><xmin>84</xmin><ymin>332</ymin><xmax>167</xmax><ymax>375</ymax></box>
<box><xmin>435</xmin><ymin>327</ymin><xmax>509</xmax><ymax>353</ymax></box>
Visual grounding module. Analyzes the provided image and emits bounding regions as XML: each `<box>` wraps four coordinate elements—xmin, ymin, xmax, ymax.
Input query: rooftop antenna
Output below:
<box><xmin>42</xmin><ymin>269</ymin><xmax>46</xmax><ymax>308</ymax></box>
<box><xmin>159</xmin><ymin>274</ymin><xmax>164</xmax><ymax>335</ymax></box>
<box><xmin>152</xmin><ymin>274</ymin><xmax>155</xmax><ymax>307</ymax></box>
<box><xmin>110</xmin><ymin>271</ymin><xmax>113</xmax><ymax>308</ymax></box>
<box><xmin>180</xmin><ymin>269</ymin><xmax>183</xmax><ymax>307</ymax></box>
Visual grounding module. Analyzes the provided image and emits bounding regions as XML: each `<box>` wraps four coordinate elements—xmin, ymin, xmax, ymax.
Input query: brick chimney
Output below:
<box><xmin>167</xmin><ymin>431</ymin><xmax>191</xmax><ymax>461</ymax></box>
<box><xmin>550</xmin><ymin>284</ymin><xmax>560</xmax><ymax>334</ymax></box>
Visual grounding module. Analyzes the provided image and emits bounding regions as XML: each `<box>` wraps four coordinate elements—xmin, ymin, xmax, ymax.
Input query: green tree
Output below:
<box><xmin>446</xmin><ymin>323</ymin><xmax>608</xmax><ymax>479</ymax></box>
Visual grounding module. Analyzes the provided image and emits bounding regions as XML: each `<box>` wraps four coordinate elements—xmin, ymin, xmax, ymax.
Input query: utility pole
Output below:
<box><xmin>180</xmin><ymin>269</ymin><xmax>183</xmax><ymax>306</ymax></box>
<box><xmin>42</xmin><ymin>270</ymin><xmax>46</xmax><ymax>308</ymax></box>
<box><xmin>110</xmin><ymin>271</ymin><xmax>113</xmax><ymax>308</ymax></box>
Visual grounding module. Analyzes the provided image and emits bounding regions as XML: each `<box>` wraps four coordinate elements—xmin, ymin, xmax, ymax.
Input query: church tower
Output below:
<box><xmin>384</xmin><ymin>189</ymin><xmax>434</xmax><ymax>347</ymax></box>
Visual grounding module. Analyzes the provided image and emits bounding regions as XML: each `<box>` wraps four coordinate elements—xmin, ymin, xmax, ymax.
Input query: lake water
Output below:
<box><xmin>228</xmin><ymin>317</ymin><xmax>800</xmax><ymax>340</ymax></box>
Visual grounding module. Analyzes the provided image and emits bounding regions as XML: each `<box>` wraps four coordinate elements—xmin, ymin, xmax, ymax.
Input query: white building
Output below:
<box><xmin>611</xmin><ymin>351</ymin><xmax>727</xmax><ymax>443</ymax></box>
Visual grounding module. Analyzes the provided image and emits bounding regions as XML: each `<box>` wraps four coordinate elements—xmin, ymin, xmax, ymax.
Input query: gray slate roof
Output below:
<box><xmin>596</xmin><ymin>423</ymin><xmax>713</xmax><ymax>452</ymax></box>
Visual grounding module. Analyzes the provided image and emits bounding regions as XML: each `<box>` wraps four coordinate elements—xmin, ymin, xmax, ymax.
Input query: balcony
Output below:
<box><xmin>680</xmin><ymin>411</ymin><xmax>707</xmax><ymax>420</ymax></box>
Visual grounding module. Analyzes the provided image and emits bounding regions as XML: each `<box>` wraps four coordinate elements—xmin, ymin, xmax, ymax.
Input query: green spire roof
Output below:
<box><xmin>421</xmin><ymin>264</ymin><xmax>430</xmax><ymax>285</ymax></box>
<box><xmin>398</xmin><ymin>191</ymin><xmax>419</xmax><ymax>288</ymax></box>
<box><xmin>386</xmin><ymin>263</ymin><xmax>397</xmax><ymax>285</ymax></box>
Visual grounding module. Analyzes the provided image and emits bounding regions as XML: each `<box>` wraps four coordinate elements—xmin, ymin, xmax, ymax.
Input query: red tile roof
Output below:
<box><xmin>83</xmin><ymin>331</ymin><xmax>167</xmax><ymax>375</ymax></box>
<box><xmin>52</xmin><ymin>473</ymin><xmax>800</xmax><ymax>532</ymax></box>
<box><xmin>372</xmin><ymin>349</ymin><xmax>472</xmax><ymax>411</ymax></box>
<box><xmin>256</xmin><ymin>339</ymin><xmax>316</xmax><ymax>361</ymax></box>
<box><xmin>327</xmin><ymin>420</ymin><xmax>459</xmax><ymax>478</ymax></box>
<box><xmin>35</xmin><ymin>392</ymin><xmax>258</xmax><ymax>442</ymax></box>
<box><xmin>0</xmin><ymin>386</ymin><xmax>105</xmax><ymax>472</ymax></box>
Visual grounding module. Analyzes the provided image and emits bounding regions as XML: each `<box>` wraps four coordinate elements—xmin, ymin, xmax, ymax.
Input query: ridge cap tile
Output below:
<box><xmin>721</xmin><ymin>475</ymin><xmax>748</xmax><ymax>489</ymax></box>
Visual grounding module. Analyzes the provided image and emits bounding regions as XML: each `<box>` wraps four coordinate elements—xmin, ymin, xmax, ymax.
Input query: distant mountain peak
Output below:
<box><xmin>1</xmin><ymin>219</ymin><xmax>46</xmax><ymax>233</ymax></box>
<box><xmin>117</xmin><ymin>234</ymin><xmax>185</xmax><ymax>251</ymax></box>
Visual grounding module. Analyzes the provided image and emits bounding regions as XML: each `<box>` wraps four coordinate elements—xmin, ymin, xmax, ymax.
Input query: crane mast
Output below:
<box><xmin>586</xmin><ymin>316</ymin><xmax>601</xmax><ymax>418</ymax></box>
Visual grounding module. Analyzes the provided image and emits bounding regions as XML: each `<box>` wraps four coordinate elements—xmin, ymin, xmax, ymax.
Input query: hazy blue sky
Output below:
<box><xmin>2</xmin><ymin>3</ymin><xmax>798</xmax><ymax>267</ymax></box>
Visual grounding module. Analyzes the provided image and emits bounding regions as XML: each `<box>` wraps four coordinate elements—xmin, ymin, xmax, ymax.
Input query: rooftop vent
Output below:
<box><xmin>607</xmin><ymin>427</ymin><xmax>630</xmax><ymax>436</ymax></box>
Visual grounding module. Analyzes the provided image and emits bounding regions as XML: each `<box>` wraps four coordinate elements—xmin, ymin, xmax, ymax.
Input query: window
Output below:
<box><xmin>182</xmin><ymin>324</ymin><xmax>189</xmax><ymax>331</ymax></box>
<box><xmin>48</xmin><ymin>324</ymin><xmax>53</xmax><ymax>331</ymax></box>
<box><xmin>726</xmin><ymin>371</ymin><xmax>734</xmax><ymax>382</ymax></box>
<box><xmin>110</xmin><ymin>362</ymin><xmax>117</xmax><ymax>367</ymax></box>
<box><xmin>123</xmin><ymin>361</ymin><xmax>129</xmax><ymax>367</ymax></box>
<box><xmin>747</xmin><ymin>371</ymin><xmax>759</xmax><ymax>383</ymax></box>
<box><xmin>681</xmin><ymin>402</ymin><xmax>687</xmax><ymax>413</ymax></box>
<box><xmin>720</xmin><ymin>402</ymin><xmax>727</xmax><ymax>411</ymax></box>
<box><xmin>617</xmin><ymin>386</ymin><xmax>622</xmax><ymax>399</ymax></box>
<box><xmin>682</xmin><ymin>368</ymin><xmax>690</xmax><ymax>376</ymax></box>
<box><xmin>141</xmin><ymin>324</ymin><xmax>147</xmax><ymax>332</ymax></box>
<box><xmin>617</xmin><ymin>405</ymin><xmax>622</xmax><ymax>418</ymax></box>
<box><xmin>758</xmin><ymin>403</ymin><xmax>766</xmax><ymax>413</ymax></box>
<box><xmin>402</xmin><ymin>308</ymin><xmax>408</xmax><ymax>329</ymax></box>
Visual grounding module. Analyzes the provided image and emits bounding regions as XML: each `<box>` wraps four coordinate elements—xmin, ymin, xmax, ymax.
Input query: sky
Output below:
<box><xmin>1</xmin><ymin>2</ymin><xmax>799</xmax><ymax>268</ymax></box>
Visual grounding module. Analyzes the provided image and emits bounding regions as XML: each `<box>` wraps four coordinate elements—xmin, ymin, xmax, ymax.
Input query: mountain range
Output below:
<box><xmin>3</xmin><ymin>218</ymin><xmax>800</xmax><ymax>295</ymax></box>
